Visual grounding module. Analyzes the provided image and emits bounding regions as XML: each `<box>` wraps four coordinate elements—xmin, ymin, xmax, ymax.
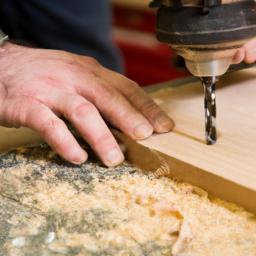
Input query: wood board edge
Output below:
<box><xmin>112</xmin><ymin>129</ymin><xmax>256</xmax><ymax>215</ymax></box>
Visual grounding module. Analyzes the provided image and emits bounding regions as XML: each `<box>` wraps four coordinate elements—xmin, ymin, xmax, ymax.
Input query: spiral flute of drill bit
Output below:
<box><xmin>202</xmin><ymin>77</ymin><xmax>217</xmax><ymax>145</ymax></box>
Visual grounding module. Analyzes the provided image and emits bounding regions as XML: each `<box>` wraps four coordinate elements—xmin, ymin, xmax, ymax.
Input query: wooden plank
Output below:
<box><xmin>0</xmin><ymin>127</ymin><xmax>44</xmax><ymax>154</ymax></box>
<box><xmin>112</xmin><ymin>68</ymin><xmax>256</xmax><ymax>214</ymax></box>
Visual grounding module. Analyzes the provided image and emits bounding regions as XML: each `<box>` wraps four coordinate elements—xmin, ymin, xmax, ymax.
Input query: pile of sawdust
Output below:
<box><xmin>1</xmin><ymin>147</ymin><xmax>256</xmax><ymax>256</ymax></box>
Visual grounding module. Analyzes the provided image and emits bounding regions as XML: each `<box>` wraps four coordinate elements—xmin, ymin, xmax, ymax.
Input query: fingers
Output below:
<box><xmin>74</xmin><ymin>74</ymin><xmax>154</xmax><ymax>141</ymax></box>
<box><xmin>73</xmin><ymin>55</ymin><xmax>174</xmax><ymax>134</ymax></box>
<box><xmin>243</xmin><ymin>38</ymin><xmax>256</xmax><ymax>64</ymax></box>
<box><xmin>25</xmin><ymin>103</ymin><xmax>88</xmax><ymax>165</ymax></box>
<box><xmin>56</xmin><ymin>94</ymin><xmax>124</xmax><ymax>167</ymax></box>
<box><xmin>232</xmin><ymin>38</ymin><xmax>256</xmax><ymax>64</ymax></box>
<box><xmin>96</xmin><ymin>68</ymin><xmax>174</xmax><ymax>133</ymax></box>
<box><xmin>75</xmin><ymin>56</ymin><xmax>174</xmax><ymax>132</ymax></box>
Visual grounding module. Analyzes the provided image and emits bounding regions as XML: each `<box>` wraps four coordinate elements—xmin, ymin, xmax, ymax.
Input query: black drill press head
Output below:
<box><xmin>150</xmin><ymin>0</ymin><xmax>256</xmax><ymax>77</ymax></box>
<box><xmin>150</xmin><ymin>0</ymin><xmax>256</xmax><ymax>145</ymax></box>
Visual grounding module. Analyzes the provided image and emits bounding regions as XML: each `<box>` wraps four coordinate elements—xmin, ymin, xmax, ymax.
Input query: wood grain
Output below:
<box><xmin>112</xmin><ymin>68</ymin><xmax>256</xmax><ymax>213</ymax></box>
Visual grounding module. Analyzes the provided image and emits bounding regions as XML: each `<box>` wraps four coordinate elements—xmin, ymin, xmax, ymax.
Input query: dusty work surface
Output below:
<box><xmin>1</xmin><ymin>145</ymin><xmax>256</xmax><ymax>256</ymax></box>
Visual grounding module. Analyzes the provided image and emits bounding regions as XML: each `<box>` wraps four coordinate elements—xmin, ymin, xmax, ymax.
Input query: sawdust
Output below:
<box><xmin>0</xmin><ymin>146</ymin><xmax>256</xmax><ymax>255</ymax></box>
<box><xmin>171</xmin><ymin>219</ymin><xmax>193</xmax><ymax>255</ymax></box>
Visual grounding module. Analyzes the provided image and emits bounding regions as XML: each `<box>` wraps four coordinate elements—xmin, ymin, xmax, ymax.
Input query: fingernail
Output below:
<box><xmin>154</xmin><ymin>113</ymin><xmax>174</xmax><ymax>132</ymax></box>
<box><xmin>133</xmin><ymin>123</ymin><xmax>153</xmax><ymax>139</ymax></box>
<box><xmin>106</xmin><ymin>148</ymin><xmax>124</xmax><ymax>166</ymax></box>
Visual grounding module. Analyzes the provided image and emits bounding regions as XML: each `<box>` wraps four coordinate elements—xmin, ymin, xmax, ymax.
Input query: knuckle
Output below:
<box><xmin>101</xmin><ymin>83</ymin><xmax>117</xmax><ymax>98</ymax></box>
<box><xmin>77</xmin><ymin>79</ymin><xmax>119</xmax><ymax>107</ymax></box>
<box><xmin>127</xmin><ymin>85</ymin><xmax>143</xmax><ymax>102</ymax></box>
<box><xmin>84</xmin><ymin>69</ymin><xmax>96</xmax><ymax>77</ymax></box>
<box><xmin>141</xmin><ymin>99</ymin><xmax>160</xmax><ymax>114</ymax></box>
<box><xmin>41</xmin><ymin>119</ymin><xmax>65</xmax><ymax>149</ymax></box>
<box><xmin>84</xmin><ymin>56</ymin><xmax>100</xmax><ymax>67</ymax></box>
<box><xmin>64</xmin><ymin>60</ymin><xmax>86</xmax><ymax>74</ymax></box>
<box><xmin>71</xmin><ymin>102</ymin><xmax>98</xmax><ymax>120</ymax></box>
<box><xmin>42</xmin><ymin>118</ymin><xmax>63</xmax><ymax>136</ymax></box>
<box><xmin>127</xmin><ymin>80</ymin><xmax>140</xmax><ymax>90</ymax></box>
<box><xmin>64</xmin><ymin>60</ymin><xmax>97</xmax><ymax>79</ymax></box>
<box><xmin>119</xmin><ymin>107</ymin><xmax>139</xmax><ymax>123</ymax></box>
<box><xmin>37</xmin><ymin>75</ymin><xmax>59</xmax><ymax>87</ymax></box>
<box><xmin>101</xmin><ymin>88</ymin><xmax>121</xmax><ymax>108</ymax></box>
<box><xmin>95</xmin><ymin>133</ymin><xmax>115</xmax><ymax>147</ymax></box>
<box><xmin>97</xmin><ymin>87</ymin><xmax>138</xmax><ymax>121</ymax></box>
<box><xmin>125</xmin><ymin>81</ymin><xmax>161</xmax><ymax>116</ymax></box>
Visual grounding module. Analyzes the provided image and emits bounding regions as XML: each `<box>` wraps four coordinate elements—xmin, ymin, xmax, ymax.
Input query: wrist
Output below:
<box><xmin>0</xmin><ymin>42</ymin><xmax>28</xmax><ymax>74</ymax></box>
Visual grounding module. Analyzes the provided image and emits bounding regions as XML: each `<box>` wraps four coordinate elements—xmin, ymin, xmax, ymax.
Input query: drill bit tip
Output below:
<box><xmin>201</xmin><ymin>77</ymin><xmax>218</xmax><ymax>146</ymax></box>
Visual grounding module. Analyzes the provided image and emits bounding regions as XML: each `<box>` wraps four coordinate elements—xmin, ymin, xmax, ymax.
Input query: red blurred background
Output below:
<box><xmin>111</xmin><ymin>1</ymin><xmax>191</xmax><ymax>86</ymax></box>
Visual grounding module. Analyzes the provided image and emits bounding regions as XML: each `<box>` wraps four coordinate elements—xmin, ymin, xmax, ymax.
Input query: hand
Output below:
<box><xmin>232</xmin><ymin>38</ymin><xmax>256</xmax><ymax>64</ymax></box>
<box><xmin>0</xmin><ymin>43</ymin><xmax>174</xmax><ymax>166</ymax></box>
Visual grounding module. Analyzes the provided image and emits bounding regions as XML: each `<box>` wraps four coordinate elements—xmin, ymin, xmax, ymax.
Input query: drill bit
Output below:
<box><xmin>201</xmin><ymin>77</ymin><xmax>218</xmax><ymax>145</ymax></box>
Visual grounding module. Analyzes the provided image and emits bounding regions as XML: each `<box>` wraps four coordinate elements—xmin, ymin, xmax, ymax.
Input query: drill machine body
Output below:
<box><xmin>151</xmin><ymin>0</ymin><xmax>256</xmax><ymax>77</ymax></box>
<box><xmin>149</xmin><ymin>0</ymin><xmax>256</xmax><ymax>145</ymax></box>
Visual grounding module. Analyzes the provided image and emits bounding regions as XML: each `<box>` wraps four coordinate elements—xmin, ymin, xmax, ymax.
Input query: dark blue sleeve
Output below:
<box><xmin>0</xmin><ymin>0</ymin><xmax>122</xmax><ymax>73</ymax></box>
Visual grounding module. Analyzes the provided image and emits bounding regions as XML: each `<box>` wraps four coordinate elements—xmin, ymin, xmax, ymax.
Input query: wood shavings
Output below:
<box><xmin>153</xmin><ymin>200</ymin><xmax>193</xmax><ymax>254</ymax></box>
<box><xmin>172</xmin><ymin>219</ymin><xmax>193</xmax><ymax>255</ymax></box>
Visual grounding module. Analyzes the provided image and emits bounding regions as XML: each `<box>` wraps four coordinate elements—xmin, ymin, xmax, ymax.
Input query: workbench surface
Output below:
<box><xmin>1</xmin><ymin>145</ymin><xmax>256</xmax><ymax>255</ymax></box>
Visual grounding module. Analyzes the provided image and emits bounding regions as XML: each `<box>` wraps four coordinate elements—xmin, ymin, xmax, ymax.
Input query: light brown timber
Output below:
<box><xmin>112</xmin><ymin>68</ymin><xmax>256</xmax><ymax>214</ymax></box>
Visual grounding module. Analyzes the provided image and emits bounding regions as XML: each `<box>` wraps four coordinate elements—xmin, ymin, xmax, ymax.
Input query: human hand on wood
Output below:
<box><xmin>0</xmin><ymin>43</ymin><xmax>174</xmax><ymax>166</ymax></box>
<box><xmin>232</xmin><ymin>37</ymin><xmax>256</xmax><ymax>64</ymax></box>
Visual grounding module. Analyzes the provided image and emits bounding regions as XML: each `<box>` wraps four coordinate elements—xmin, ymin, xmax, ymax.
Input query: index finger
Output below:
<box><xmin>74</xmin><ymin>55</ymin><xmax>175</xmax><ymax>133</ymax></box>
<box><xmin>99</xmin><ymin>68</ymin><xmax>174</xmax><ymax>133</ymax></box>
